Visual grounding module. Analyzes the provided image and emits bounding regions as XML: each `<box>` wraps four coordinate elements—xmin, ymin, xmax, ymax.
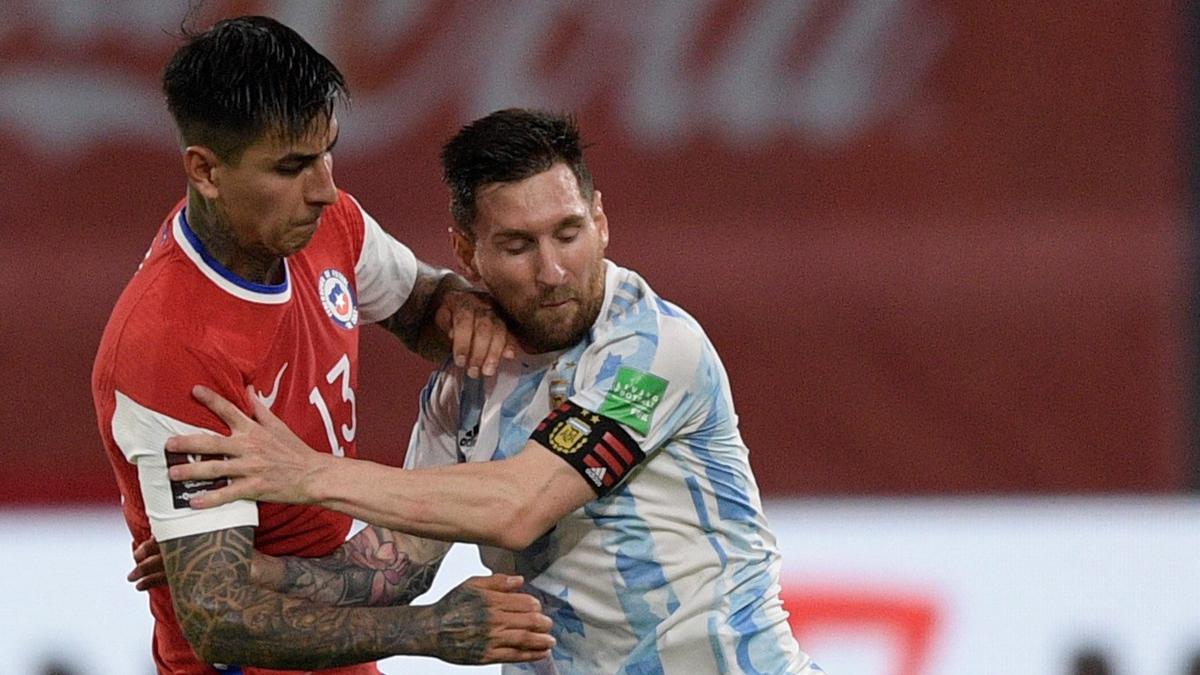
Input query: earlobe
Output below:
<box><xmin>183</xmin><ymin>146</ymin><xmax>221</xmax><ymax>200</ymax></box>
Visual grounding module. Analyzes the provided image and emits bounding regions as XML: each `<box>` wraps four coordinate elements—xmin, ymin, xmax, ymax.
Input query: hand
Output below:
<box><xmin>165</xmin><ymin>384</ymin><xmax>328</xmax><ymax>508</ymax></box>
<box><xmin>428</xmin><ymin>574</ymin><xmax>554</xmax><ymax>664</ymax></box>
<box><xmin>127</xmin><ymin>537</ymin><xmax>167</xmax><ymax>591</ymax></box>
<box><xmin>436</xmin><ymin>289</ymin><xmax>515</xmax><ymax>379</ymax></box>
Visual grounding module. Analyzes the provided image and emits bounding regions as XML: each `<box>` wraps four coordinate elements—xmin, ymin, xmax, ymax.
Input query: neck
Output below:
<box><xmin>186</xmin><ymin>188</ymin><xmax>283</xmax><ymax>285</ymax></box>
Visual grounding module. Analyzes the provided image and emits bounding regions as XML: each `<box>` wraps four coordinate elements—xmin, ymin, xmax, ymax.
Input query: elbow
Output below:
<box><xmin>174</xmin><ymin>591</ymin><xmax>253</xmax><ymax>664</ymax></box>
<box><xmin>490</xmin><ymin>498</ymin><xmax>556</xmax><ymax>551</ymax></box>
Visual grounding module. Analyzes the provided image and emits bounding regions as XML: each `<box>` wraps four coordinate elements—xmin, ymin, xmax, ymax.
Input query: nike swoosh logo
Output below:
<box><xmin>256</xmin><ymin>362</ymin><xmax>289</xmax><ymax>409</ymax></box>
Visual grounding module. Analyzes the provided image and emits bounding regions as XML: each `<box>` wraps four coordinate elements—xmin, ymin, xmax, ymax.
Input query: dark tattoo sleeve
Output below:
<box><xmin>267</xmin><ymin>526</ymin><xmax>446</xmax><ymax>607</ymax></box>
<box><xmin>160</xmin><ymin>527</ymin><xmax>487</xmax><ymax>668</ymax></box>
<box><xmin>377</xmin><ymin>261</ymin><xmax>469</xmax><ymax>363</ymax></box>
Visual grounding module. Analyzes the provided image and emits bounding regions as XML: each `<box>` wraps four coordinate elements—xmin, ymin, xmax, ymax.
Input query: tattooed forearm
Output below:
<box><xmin>272</xmin><ymin>526</ymin><xmax>443</xmax><ymax>606</ymax></box>
<box><xmin>160</xmin><ymin>527</ymin><xmax>488</xmax><ymax>668</ymax></box>
<box><xmin>378</xmin><ymin>262</ymin><xmax>468</xmax><ymax>363</ymax></box>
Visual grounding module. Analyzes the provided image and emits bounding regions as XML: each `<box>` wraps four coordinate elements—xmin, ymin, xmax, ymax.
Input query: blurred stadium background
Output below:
<box><xmin>1</xmin><ymin>1</ymin><xmax>1197</xmax><ymax>673</ymax></box>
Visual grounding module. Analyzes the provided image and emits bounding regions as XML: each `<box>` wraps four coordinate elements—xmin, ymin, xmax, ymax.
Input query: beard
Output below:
<box><xmin>495</xmin><ymin>257</ymin><xmax>607</xmax><ymax>354</ymax></box>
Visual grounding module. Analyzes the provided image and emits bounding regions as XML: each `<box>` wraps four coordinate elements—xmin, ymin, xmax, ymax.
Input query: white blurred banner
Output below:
<box><xmin>2</xmin><ymin>499</ymin><xmax>1196</xmax><ymax>674</ymax></box>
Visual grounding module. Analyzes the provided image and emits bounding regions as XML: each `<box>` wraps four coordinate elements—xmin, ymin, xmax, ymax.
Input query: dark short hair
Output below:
<box><xmin>162</xmin><ymin>15</ymin><xmax>348</xmax><ymax>162</ymax></box>
<box><xmin>441</xmin><ymin>108</ymin><xmax>593</xmax><ymax>235</ymax></box>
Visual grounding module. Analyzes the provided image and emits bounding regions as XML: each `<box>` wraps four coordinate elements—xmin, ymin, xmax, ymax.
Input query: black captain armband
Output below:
<box><xmin>531</xmin><ymin>400</ymin><xmax>646</xmax><ymax>497</ymax></box>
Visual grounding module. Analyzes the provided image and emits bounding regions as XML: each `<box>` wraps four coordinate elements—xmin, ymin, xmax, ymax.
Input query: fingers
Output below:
<box><xmin>481</xmin><ymin>321</ymin><xmax>509</xmax><ymax>377</ymax></box>
<box><xmin>132</xmin><ymin>570</ymin><xmax>168</xmax><ymax>592</ymax></box>
<box><xmin>184</xmin><ymin>484</ymin><xmax>248</xmax><ymax>509</ymax></box>
<box><xmin>191</xmin><ymin>385</ymin><xmax>252</xmax><ymax>431</ymax></box>
<box><xmin>483</xmin><ymin>604</ymin><xmax>555</xmax><ymax>664</ymax></box>
<box><xmin>128</xmin><ymin>538</ymin><xmax>168</xmax><ymax>591</ymax></box>
<box><xmin>164</xmin><ymin>432</ymin><xmax>231</xmax><ymax>457</ymax></box>
<box><xmin>446</xmin><ymin>292</ymin><xmax>512</xmax><ymax>378</ymax></box>
<box><xmin>244</xmin><ymin>384</ymin><xmax>287</xmax><ymax>433</ymax></box>
<box><xmin>451</xmin><ymin>307</ymin><xmax>477</xmax><ymax>373</ymax></box>
<box><xmin>166</xmin><ymin>456</ymin><xmax>237</xmax><ymax>482</ymax></box>
<box><xmin>126</xmin><ymin>553</ymin><xmax>161</xmax><ymax>582</ymax></box>
<box><xmin>463</xmin><ymin>573</ymin><xmax>524</xmax><ymax>591</ymax></box>
<box><xmin>131</xmin><ymin>537</ymin><xmax>159</xmax><ymax>563</ymax></box>
<box><xmin>485</xmin><ymin>632</ymin><xmax>555</xmax><ymax>663</ymax></box>
<box><xmin>463</xmin><ymin>313</ymin><xmax>500</xmax><ymax>378</ymax></box>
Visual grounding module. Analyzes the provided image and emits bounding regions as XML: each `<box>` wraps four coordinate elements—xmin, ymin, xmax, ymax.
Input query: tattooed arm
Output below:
<box><xmin>379</xmin><ymin>261</ymin><xmax>510</xmax><ymax>377</ymax></box>
<box><xmin>253</xmin><ymin>525</ymin><xmax>450</xmax><ymax>607</ymax></box>
<box><xmin>160</xmin><ymin>526</ymin><xmax>552</xmax><ymax>668</ymax></box>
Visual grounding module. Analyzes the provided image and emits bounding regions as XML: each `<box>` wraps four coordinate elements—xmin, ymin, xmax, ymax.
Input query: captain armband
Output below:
<box><xmin>530</xmin><ymin>400</ymin><xmax>647</xmax><ymax>497</ymax></box>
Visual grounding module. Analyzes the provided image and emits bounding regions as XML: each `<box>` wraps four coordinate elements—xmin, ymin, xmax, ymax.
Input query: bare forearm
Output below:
<box><xmin>309</xmin><ymin>456</ymin><xmax>543</xmax><ymax>549</ymax></box>
<box><xmin>378</xmin><ymin>263</ymin><xmax>469</xmax><ymax>363</ymax></box>
<box><xmin>163</xmin><ymin>528</ymin><xmax>483</xmax><ymax>667</ymax></box>
<box><xmin>253</xmin><ymin>526</ymin><xmax>444</xmax><ymax>607</ymax></box>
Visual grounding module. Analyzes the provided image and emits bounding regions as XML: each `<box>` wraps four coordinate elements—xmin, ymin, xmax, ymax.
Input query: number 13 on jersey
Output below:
<box><xmin>308</xmin><ymin>353</ymin><xmax>356</xmax><ymax>457</ymax></box>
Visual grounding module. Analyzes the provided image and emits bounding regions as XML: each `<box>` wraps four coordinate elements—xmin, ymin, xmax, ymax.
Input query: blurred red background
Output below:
<box><xmin>0</xmin><ymin>0</ymin><xmax>1191</xmax><ymax>504</ymax></box>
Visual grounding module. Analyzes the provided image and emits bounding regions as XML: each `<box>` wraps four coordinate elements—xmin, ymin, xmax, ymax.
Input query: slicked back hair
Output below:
<box><xmin>441</xmin><ymin>109</ymin><xmax>593</xmax><ymax>236</ymax></box>
<box><xmin>162</xmin><ymin>15</ymin><xmax>348</xmax><ymax>162</ymax></box>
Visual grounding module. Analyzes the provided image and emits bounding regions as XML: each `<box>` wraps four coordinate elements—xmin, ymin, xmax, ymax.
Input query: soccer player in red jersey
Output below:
<box><xmin>92</xmin><ymin>16</ymin><xmax>552</xmax><ymax>674</ymax></box>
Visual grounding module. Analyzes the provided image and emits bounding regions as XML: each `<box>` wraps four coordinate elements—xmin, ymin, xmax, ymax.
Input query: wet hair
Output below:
<box><xmin>441</xmin><ymin>108</ymin><xmax>593</xmax><ymax>235</ymax></box>
<box><xmin>161</xmin><ymin>15</ymin><xmax>348</xmax><ymax>162</ymax></box>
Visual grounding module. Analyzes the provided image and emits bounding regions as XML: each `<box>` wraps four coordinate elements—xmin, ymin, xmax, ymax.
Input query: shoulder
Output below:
<box><xmin>94</xmin><ymin>275</ymin><xmax>253</xmax><ymax>430</ymax></box>
<box><xmin>587</xmin><ymin>263</ymin><xmax>712</xmax><ymax>379</ymax></box>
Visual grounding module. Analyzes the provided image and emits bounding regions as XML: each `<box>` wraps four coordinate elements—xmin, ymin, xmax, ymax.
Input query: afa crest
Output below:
<box><xmin>549</xmin><ymin>417</ymin><xmax>591</xmax><ymax>455</ymax></box>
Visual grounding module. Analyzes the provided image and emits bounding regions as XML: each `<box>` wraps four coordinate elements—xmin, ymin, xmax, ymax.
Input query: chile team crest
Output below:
<box><xmin>318</xmin><ymin>269</ymin><xmax>358</xmax><ymax>329</ymax></box>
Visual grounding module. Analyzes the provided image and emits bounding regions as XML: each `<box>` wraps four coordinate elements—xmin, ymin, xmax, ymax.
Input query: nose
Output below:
<box><xmin>535</xmin><ymin>244</ymin><xmax>568</xmax><ymax>287</ymax></box>
<box><xmin>306</xmin><ymin>153</ymin><xmax>338</xmax><ymax>206</ymax></box>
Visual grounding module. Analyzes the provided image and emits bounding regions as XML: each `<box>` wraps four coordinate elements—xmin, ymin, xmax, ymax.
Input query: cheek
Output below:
<box><xmin>481</xmin><ymin>259</ymin><xmax>536</xmax><ymax>300</ymax></box>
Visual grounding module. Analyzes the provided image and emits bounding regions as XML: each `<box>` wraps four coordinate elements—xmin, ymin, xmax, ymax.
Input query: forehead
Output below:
<box><xmin>242</xmin><ymin>113</ymin><xmax>338</xmax><ymax>161</ymax></box>
<box><xmin>474</xmin><ymin>164</ymin><xmax>587</xmax><ymax>237</ymax></box>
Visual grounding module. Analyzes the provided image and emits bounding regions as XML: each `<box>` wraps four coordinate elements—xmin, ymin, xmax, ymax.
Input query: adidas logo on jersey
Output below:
<box><xmin>585</xmin><ymin>466</ymin><xmax>607</xmax><ymax>486</ymax></box>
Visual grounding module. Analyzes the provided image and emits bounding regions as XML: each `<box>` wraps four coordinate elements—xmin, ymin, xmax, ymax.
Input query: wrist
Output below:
<box><xmin>304</xmin><ymin>452</ymin><xmax>339</xmax><ymax>506</ymax></box>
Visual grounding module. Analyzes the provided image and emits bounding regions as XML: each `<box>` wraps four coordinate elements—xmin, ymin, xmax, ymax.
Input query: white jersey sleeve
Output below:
<box><xmin>111</xmin><ymin>391</ymin><xmax>258</xmax><ymax>541</ymax></box>
<box><xmin>404</xmin><ymin>366</ymin><xmax>465</xmax><ymax>471</ymax></box>
<box><xmin>351</xmin><ymin>197</ymin><xmax>419</xmax><ymax>323</ymax></box>
<box><xmin>568</xmin><ymin>270</ymin><xmax>710</xmax><ymax>485</ymax></box>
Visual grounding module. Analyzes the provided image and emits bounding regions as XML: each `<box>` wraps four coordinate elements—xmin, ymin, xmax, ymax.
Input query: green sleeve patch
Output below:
<box><xmin>597</xmin><ymin>366</ymin><xmax>668</xmax><ymax>436</ymax></box>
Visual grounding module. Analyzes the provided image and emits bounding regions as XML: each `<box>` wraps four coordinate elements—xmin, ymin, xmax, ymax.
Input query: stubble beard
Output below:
<box><xmin>501</xmin><ymin>258</ymin><xmax>607</xmax><ymax>354</ymax></box>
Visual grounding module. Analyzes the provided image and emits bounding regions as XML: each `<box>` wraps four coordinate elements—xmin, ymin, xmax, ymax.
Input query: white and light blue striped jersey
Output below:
<box><xmin>406</xmin><ymin>261</ymin><xmax>822</xmax><ymax>675</ymax></box>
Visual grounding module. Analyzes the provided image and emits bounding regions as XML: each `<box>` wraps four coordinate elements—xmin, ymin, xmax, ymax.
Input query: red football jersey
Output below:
<box><xmin>93</xmin><ymin>191</ymin><xmax>416</xmax><ymax>674</ymax></box>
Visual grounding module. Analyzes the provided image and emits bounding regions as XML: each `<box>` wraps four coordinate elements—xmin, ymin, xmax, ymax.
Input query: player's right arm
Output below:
<box><xmin>159</xmin><ymin>525</ymin><xmax>544</xmax><ymax>667</ymax></box>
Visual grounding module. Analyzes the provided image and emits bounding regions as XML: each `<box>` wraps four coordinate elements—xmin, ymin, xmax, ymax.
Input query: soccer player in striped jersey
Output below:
<box><xmin>168</xmin><ymin>108</ymin><xmax>823</xmax><ymax>674</ymax></box>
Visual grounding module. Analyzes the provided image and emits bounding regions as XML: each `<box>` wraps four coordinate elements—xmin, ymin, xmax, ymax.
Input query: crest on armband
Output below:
<box><xmin>532</xmin><ymin>401</ymin><xmax>646</xmax><ymax>497</ymax></box>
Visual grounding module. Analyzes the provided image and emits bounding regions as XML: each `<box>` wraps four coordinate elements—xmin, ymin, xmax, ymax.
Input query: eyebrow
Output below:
<box><xmin>490</xmin><ymin>214</ymin><xmax>585</xmax><ymax>241</ymax></box>
<box><xmin>277</xmin><ymin>133</ymin><xmax>339</xmax><ymax>164</ymax></box>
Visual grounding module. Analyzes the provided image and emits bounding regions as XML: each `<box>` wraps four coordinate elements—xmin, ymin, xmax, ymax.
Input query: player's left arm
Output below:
<box><xmin>253</xmin><ymin>524</ymin><xmax>449</xmax><ymax>607</ymax></box>
<box><xmin>130</xmin><ymin>524</ymin><xmax>450</xmax><ymax>607</ymax></box>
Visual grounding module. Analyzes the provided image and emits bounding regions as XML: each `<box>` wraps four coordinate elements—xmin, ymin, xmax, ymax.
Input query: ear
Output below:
<box><xmin>183</xmin><ymin>146</ymin><xmax>222</xmax><ymax>200</ymax></box>
<box><xmin>592</xmin><ymin>190</ymin><xmax>609</xmax><ymax>249</ymax></box>
<box><xmin>449</xmin><ymin>228</ymin><xmax>482</xmax><ymax>283</ymax></box>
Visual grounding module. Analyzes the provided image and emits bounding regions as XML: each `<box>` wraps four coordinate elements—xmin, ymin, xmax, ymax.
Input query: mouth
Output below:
<box><xmin>539</xmin><ymin>297</ymin><xmax>576</xmax><ymax>309</ymax></box>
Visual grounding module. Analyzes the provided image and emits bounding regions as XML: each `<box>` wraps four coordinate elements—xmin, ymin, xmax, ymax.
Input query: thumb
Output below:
<box><xmin>464</xmin><ymin>573</ymin><xmax>524</xmax><ymax>592</ymax></box>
